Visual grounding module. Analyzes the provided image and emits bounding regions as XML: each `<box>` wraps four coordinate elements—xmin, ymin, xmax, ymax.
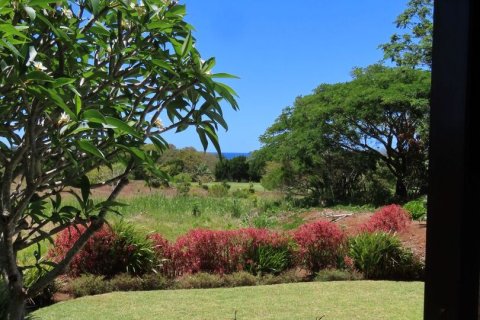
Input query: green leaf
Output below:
<box><xmin>0</xmin><ymin>39</ymin><xmax>24</xmax><ymax>58</ymax></box>
<box><xmin>75</xmin><ymin>95</ymin><xmax>82</xmax><ymax>115</ymax></box>
<box><xmin>39</xmin><ymin>87</ymin><xmax>77</xmax><ymax>120</ymax></box>
<box><xmin>196</xmin><ymin>127</ymin><xmax>208</xmax><ymax>151</ymax></box>
<box><xmin>105</xmin><ymin>116</ymin><xmax>142</xmax><ymax>139</ymax></box>
<box><xmin>180</xmin><ymin>32</ymin><xmax>193</xmax><ymax>57</ymax></box>
<box><xmin>53</xmin><ymin>77</ymin><xmax>76</xmax><ymax>87</ymax></box>
<box><xmin>26</xmin><ymin>71</ymin><xmax>54</xmax><ymax>82</ymax></box>
<box><xmin>151</xmin><ymin>59</ymin><xmax>178</xmax><ymax>76</ymax></box>
<box><xmin>0</xmin><ymin>24</ymin><xmax>29</xmax><ymax>40</ymax></box>
<box><xmin>79</xmin><ymin>175</ymin><xmax>91</xmax><ymax>205</ymax></box>
<box><xmin>89</xmin><ymin>0</ymin><xmax>100</xmax><ymax>15</ymax></box>
<box><xmin>150</xmin><ymin>135</ymin><xmax>168</xmax><ymax>152</ymax></box>
<box><xmin>77</xmin><ymin>140</ymin><xmax>106</xmax><ymax>160</ymax></box>
<box><xmin>210</xmin><ymin>73</ymin><xmax>240</xmax><ymax>79</ymax></box>
<box><xmin>23</xmin><ymin>6</ymin><xmax>36</xmax><ymax>20</ymax></box>
<box><xmin>83</xmin><ymin>109</ymin><xmax>106</xmax><ymax>124</ymax></box>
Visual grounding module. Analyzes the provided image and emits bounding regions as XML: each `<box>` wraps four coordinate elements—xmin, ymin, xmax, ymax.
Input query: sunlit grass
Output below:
<box><xmin>33</xmin><ymin>281</ymin><xmax>424</xmax><ymax>320</ymax></box>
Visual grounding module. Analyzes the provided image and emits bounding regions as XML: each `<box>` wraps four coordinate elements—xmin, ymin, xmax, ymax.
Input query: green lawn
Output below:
<box><xmin>33</xmin><ymin>281</ymin><xmax>424</xmax><ymax>320</ymax></box>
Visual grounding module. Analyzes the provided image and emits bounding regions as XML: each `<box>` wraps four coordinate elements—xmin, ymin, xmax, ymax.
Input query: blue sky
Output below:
<box><xmin>162</xmin><ymin>0</ymin><xmax>407</xmax><ymax>153</ymax></box>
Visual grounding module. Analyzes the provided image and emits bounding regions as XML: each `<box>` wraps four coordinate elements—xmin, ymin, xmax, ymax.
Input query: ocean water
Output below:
<box><xmin>208</xmin><ymin>152</ymin><xmax>251</xmax><ymax>159</ymax></box>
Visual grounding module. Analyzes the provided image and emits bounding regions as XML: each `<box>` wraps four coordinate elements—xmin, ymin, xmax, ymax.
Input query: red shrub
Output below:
<box><xmin>48</xmin><ymin>224</ymin><xmax>116</xmax><ymax>277</ymax></box>
<box><xmin>173</xmin><ymin>229</ymin><xmax>245</xmax><ymax>275</ymax></box>
<box><xmin>153</xmin><ymin>228</ymin><xmax>293</xmax><ymax>276</ymax></box>
<box><xmin>292</xmin><ymin>221</ymin><xmax>346</xmax><ymax>273</ymax></box>
<box><xmin>361</xmin><ymin>204</ymin><xmax>411</xmax><ymax>233</ymax></box>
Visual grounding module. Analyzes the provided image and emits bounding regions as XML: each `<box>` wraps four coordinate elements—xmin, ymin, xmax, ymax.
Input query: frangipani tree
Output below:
<box><xmin>0</xmin><ymin>1</ymin><xmax>238</xmax><ymax>318</ymax></box>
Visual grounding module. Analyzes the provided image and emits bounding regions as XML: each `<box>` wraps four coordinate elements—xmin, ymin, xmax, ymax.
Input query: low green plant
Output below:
<box><xmin>231</xmin><ymin>188</ymin><xmax>251</xmax><ymax>199</ymax></box>
<box><xmin>403</xmin><ymin>196</ymin><xmax>427</xmax><ymax>220</ymax></box>
<box><xmin>231</xmin><ymin>200</ymin><xmax>242</xmax><ymax>218</ymax></box>
<box><xmin>251</xmin><ymin>245</ymin><xmax>292</xmax><ymax>275</ymax></box>
<box><xmin>224</xmin><ymin>272</ymin><xmax>257</xmax><ymax>287</ymax></box>
<box><xmin>315</xmin><ymin>269</ymin><xmax>363</xmax><ymax>282</ymax></box>
<box><xmin>111</xmin><ymin>221</ymin><xmax>156</xmax><ymax>276</ymax></box>
<box><xmin>174</xmin><ymin>273</ymin><xmax>225</xmax><ymax>289</ymax></box>
<box><xmin>68</xmin><ymin>273</ymin><xmax>171</xmax><ymax>297</ymax></box>
<box><xmin>348</xmin><ymin>232</ymin><xmax>424</xmax><ymax>280</ymax></box>
<box><xmin>69</xmin><ymin>275</ymin><xmax>111</xmax><ymax>297</ymax></box>
<box><xmin>259</xmin><ymin>269</ymin><xmax>305</xmax><ymax>285</ymax></box>
<box><xmin>208</xmin><ymin>184</ymin><xmax>229</xmax><ymax>197</ymax></box>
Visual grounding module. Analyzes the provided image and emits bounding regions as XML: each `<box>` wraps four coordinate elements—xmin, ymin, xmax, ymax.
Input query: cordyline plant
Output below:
<box><xmin>0</xmin><ymin>1</ymin><xmax>238</xmax><ymax>318</ymax></box>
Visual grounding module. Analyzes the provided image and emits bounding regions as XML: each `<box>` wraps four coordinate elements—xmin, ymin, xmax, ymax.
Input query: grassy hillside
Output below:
<box><xmin>33</xmin><ymin>281</ymin><xmax>424</xmax><ymax>320</ymax></box>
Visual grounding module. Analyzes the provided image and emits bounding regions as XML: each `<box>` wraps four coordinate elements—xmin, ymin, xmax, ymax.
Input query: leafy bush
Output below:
<box><xmin>231</xmin><ymin>188</ymin><xmax>251</xmax><ymax>199</ymax></box>
<box><xmin>49</xmin><ymin>222</ymin><xmax>155</xmax><ymax>277</ymax></box>
<box><xmin>174</xmin><ymin>272</ymin><xmax>225</xmax><ymax>289</ymax></box>
<box><xmin>259</xmin><ymin>269</ymin><xmax>306</xmax><ymax>285</ymax></box>
<box><xmin>237</xmin><ymin>228</ymin><xmax>293</xmax><ymax>275</ymax></box>
<box><xmin>208</xmin><ymin>184</ymin><xmax>229</xmax><ymax>197</ymax></box>
<box><xmin>69</xmin><ymin>273</ymin><xmax>171</xmax><ymax>297</ymax></box>
<box><xmin>151</xmin><ymin>228</ymin><xmax>292</xmax><ymax>276</ymax></box>
<box><xmin>223</xmin><ymin>272</ymin><xmax>257</xmax><ymax>287</ymax></box>
<box><xmin>69</xmin><ymin>274</ymin><xmax>111</xmax><ymax>297</ymax></box>
<box><xmin>348</xmin><ymin>232</ymin><xmax>424</xmax><ymax>280</ymax></box>
<box><xmin>315</xmin><ymin>269</ymin><xmax>363</xmax><ymax>282</ymax></box>
<box><xmin>403</xmin><ymin>196</ymin><xmax>427</xmax><ymax>220</ymax></box>
<box><xmin>361</xmin><ymin>204</ymin><xmax>411</xmax><ymax>233</ymax></box>
<box><xmin>292</xmin><ymin>221</ymin><xmax>346</xmax><ymax>273</ymax></box>
<box><xmin>49</xmin><ymin>224</ymin><xmax>116</xmax><ymax>277</ymax></box>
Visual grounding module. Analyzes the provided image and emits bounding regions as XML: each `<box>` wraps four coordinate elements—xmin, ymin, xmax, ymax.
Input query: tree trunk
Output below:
<box><xmin>395</xmin><ymin>178</ymin><xmax>408</xmax><ymax>201</ymax></box>
<box><xmin>5</xmin><ymin>287</ymin><xmax>26</xmax><ymax>320</ymax></box>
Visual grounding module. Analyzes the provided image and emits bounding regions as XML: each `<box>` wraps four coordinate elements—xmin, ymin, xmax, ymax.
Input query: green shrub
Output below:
<box><xmin>174</xmin><ymin>273</ymin><xmax>225</xmax><ymax>289</ymax></box>
<box><xmin>250</xmin><ymin>245</ymin><xmax>292</xmax><ymax>275</ymax></box>
<box><xmin>140</xmin><ymin>273</ymin><xmax>171</xmax><ymax>291</ymax></box>
<box><xmin>108</xmin><ymin>274</ymin><xmax>144</xmax><ymax>292</ymax></box>
<box><xmin>69</xmin><ymin>274</ymin><xmax>111</xmax><ymax>297</ymax></box>
<box><xmin>68</xmin><ymin>273</ymin><xmax>171</xmax><ymax>297</ymax></box>
<box><xmin>231</xmin><ymin>188</ymin><xmax>251</xmax><ymax>199</ymax></box>
<box><xmin>348</xmin><ymin>232</ymin><xmax>424</xmax><ymax>280</ymax></box>
<box><xmin>315</xmin><ymin>269</ymin><xmax>363</xmax><ymax>282</ymax></box>
<box><xmin>208</xmin><ymin>184</ymin><xmax>229</xmax><ymax>197</ymax></box>
<box><xmin>403</xmin><ymin>196</ymin><xmax>427</xmax><ymax>220</ymax></box>
<box><xmin>259</xmin><ymin>269</ymin><xmax>305</xmax><ymax>285</ymax></box>
<box><xmin>224</xmin><ymin>272</ymin><xmax>257</xmax><ymax>287</ymax></box>
<box><xmin>112</xmin><ymin>221</ymin><xmax>157</xmax><ymax>276</ymax></box>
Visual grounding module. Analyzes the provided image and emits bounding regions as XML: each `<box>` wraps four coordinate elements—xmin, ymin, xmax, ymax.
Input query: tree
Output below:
<box><xmin>380</xmin><ymin>0</ymin><xmax>433</xmax><ymax>69</ymax></box>
<box><xmin>0</xmin><ymin>1</ymin><xmax>237</xmax><ymax>319</ymax></box>
<box><xmin>260</xmin><ymin>65</ymin><xmax>430</xmax><ymax>202</ymax></box>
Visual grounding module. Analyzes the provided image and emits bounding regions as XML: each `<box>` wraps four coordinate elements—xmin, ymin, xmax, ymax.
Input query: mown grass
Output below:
<box><xmin>33</xmin><ymin>281</ymin><xmax>424</xmax><ymax>320</ymax></box>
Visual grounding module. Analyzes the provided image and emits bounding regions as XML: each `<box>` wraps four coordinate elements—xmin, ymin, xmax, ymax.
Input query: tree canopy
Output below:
<box><xmin>380</xmin><ymin>0</ymin><xmax>433</xmax><ymax>68</ymax></box>
<box><xmin>0</xmin><ymin>1</ymin><xmax>237</xmax><ymax>319</ymax></box>
<box><xmin>259</xmin><ymin>65</ymin><xmax>430</xmax><ymax>203</ymax></box>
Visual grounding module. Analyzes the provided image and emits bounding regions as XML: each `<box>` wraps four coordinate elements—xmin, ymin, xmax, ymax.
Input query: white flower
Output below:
<box><xmin>57</xmin><ymin>112</ymin><xmax>70</xmax><ymax>126</ymax></box>
<box><xmin>32</xmin><ymin>61</ymin><xmax>47</xmax><ymax>71</ymax></box>
<box><xmin>153</xmin><ymin>118</ymin><xmax>164</xmax><ymax>129</ymax></box>
<box><xmin>61</xmin><ymin>8</ymin><xmax>73</xmax><ymax>19</ymax></box>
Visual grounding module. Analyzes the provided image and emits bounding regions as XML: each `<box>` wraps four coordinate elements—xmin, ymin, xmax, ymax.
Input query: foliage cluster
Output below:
<box><xmin>49</xmin><ymin>223</ymin><xmax>155</xmax><ymax>277</ymax></box>
<box><xmin>214</xmin><ymin>156</ymin><xmax>265</xmax><ymax>182</ymax></box>
<box><xmin>403</xmin><ymin>196</ymin><xmax>427</xmax><ymax>220</ymax></box>
<box><xmin>348</xmin><ymin>232</ymin><xmax>424</xmax><ymax>280</ymax></box>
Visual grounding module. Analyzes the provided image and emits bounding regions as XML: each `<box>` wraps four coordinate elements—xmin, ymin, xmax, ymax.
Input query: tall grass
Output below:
<box><xmin>112</xmin><ymin>195</ymin><xmax>256</xmax><ymax>239</ymax></box>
